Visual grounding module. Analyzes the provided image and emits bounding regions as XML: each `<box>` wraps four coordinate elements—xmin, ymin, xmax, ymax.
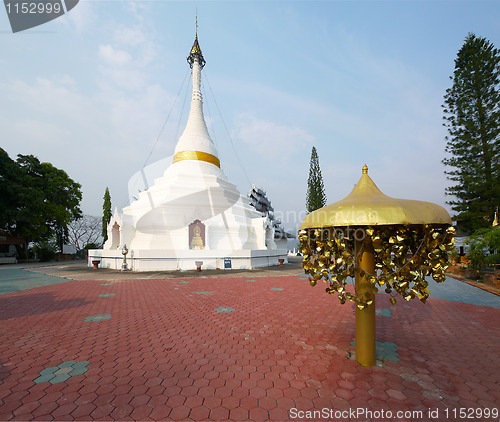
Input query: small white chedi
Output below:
<box><xmin>88</xmin><ymin>35</ymin><xmax>287</xmax><ymax>271</ymax></box>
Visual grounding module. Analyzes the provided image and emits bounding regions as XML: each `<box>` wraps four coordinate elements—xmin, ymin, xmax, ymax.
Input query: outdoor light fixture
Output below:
<box><xmin>121</xmin><ymin>244</ymin><xmax>129</xmax><ymax>271</ymax></box>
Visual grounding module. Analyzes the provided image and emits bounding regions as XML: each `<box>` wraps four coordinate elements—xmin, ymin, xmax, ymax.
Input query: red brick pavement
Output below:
<box><xmin>0</xmin><ymin>276</ymin><xmax>499</xmax><ymax>421</ymax></box>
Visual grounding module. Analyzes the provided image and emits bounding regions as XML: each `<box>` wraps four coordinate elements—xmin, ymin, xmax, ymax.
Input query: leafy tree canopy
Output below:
<box><xmin>0</xmin><ymin>148</ymin><xmax>82</xmax><ymax>244</ymax></box>
<box><xmin>442</xmin><ymin>33</ymin><xmax>500</xmax><ymax>232</ymax></box>
<box><xmin>0</xmin><ymin>148</ymin><xmax>23</xmax><ymax>229</ymax></box>
<box><xmin>467</xmin><ymin>226</ymin><xmax>500</xmax><ymax>270</ymax></box>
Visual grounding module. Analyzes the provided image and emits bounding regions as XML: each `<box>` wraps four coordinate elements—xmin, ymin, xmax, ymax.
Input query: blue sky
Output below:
<box><xmin>1</xmin><ymin>1</ymin><xmax>499</xmax><ymax>233</ymax></box>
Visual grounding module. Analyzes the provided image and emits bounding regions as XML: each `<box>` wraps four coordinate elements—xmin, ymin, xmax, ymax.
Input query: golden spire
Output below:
<box><xmin>493</xmin><ymin>209</ymin><xmax>499</xmax><ymax>227</ymax></box>
<box><xmin>187</xmin><ymin>15</ymin><xmax>205</xmax><ymax>69</ymax></box>
<box><xmin>362</xmin><ymin>164</ymin><xmax>368</xmax><ymax>174</ymax></box>
<box><xmin>189</xmin><ymin>36</ymin><xmax>203</xmax><ymax>57</ymax></box>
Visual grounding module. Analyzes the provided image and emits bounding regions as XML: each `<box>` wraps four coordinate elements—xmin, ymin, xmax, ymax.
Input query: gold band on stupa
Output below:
<box><xmin>172</xmin><ymin>150</ymin><xmax>220</xmax><ymax>168</ymax></box>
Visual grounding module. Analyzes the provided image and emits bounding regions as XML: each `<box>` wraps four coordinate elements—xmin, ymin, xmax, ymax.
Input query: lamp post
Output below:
<box><xmin>121</xmin><ymin>244</ymin><xmax>129</xmax><ymax>271</ymax></box>
<box><xmin>299</xmin><ymin>165</ymin><xmax>455</xmax><ymax>367</ymax></box>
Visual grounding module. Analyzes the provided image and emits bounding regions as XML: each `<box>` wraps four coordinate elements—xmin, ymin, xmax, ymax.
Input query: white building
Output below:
<box><xmin>88</xmin><ymin>34</ymin><xmax>287</xmax><ymax>271</ymax></box>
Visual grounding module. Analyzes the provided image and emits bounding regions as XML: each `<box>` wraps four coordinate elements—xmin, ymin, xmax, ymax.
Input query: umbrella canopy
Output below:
<box><xmin>300</xmin><ymin>165</ymin><xmax>451</xmax><ymax>228</ymax></box>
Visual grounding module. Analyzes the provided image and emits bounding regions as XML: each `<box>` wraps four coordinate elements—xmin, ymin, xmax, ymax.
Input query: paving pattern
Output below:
<box><xmin>0</xmin><ymin>270</ymin><xmax>499</xmax><ymax>421</ymax></box>
<box><xmin>33</xmin><ymin>361</ymin><xmax>90</xmax><ymax>385</ymax></box>
<box><xmin>0</xmin><ymin>269</ymin><xmax>72</xmax><ymax>295</ymax></box>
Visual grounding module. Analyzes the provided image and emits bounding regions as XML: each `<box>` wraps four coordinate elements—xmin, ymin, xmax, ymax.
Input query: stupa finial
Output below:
<box><xmin>187</xmin><ymin>15</ymin><xmax>205</xmax><ymax>69</ymax></box>
<box><xmin>362</xmin><ymin>164</ymin><xmax>368</xmax><ymax>174</ymax></box>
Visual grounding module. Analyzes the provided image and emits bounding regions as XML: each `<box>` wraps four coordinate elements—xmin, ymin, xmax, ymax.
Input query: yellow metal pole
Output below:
<box><xmin>355</xmin><ymin>236</ymin><xmax>376</xmax><ymax>367</ymax></box>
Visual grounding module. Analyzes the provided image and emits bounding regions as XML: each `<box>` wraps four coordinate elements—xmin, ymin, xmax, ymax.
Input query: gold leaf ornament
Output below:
<box><xmin>298</xmin><ymin>225</ymin><xmax>454</xmax><ymax>308</ymax></box>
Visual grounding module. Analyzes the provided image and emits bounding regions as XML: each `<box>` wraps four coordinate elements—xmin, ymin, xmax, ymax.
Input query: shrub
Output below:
<box><xmin>31</xmin><ymin>239</ymin><xmax>58</xmax><ymax>262</ymax></box>
<box><xmin>466</xmin><ymin>227</ymin><xmax>500</xmax><ymax>271</ymax></box>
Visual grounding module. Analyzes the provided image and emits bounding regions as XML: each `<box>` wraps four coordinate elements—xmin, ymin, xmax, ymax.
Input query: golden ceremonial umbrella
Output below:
<box><xmin>299</xmin><ymin>165</ymin><xmax>454</xmax><ymax>367</ymax></box>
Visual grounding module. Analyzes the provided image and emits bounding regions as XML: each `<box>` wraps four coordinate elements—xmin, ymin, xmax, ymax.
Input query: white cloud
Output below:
<box><xmin>98</xmin><ymin>45</ymin><xmax>132</xmax><ymax>66</ymax></box>
<box><xmin>1</xmin><ymin>76</ymin><xmax>93</xmax><ymax>126</ymax></box>
<box><xmin>123</xmin><ymin>1</ymin><xmax>150</xmax><ymax>16</ymax></box>
<box><xmin>111</xmin><ymin>24</ymin><xmax>157</xmax><ymax>66</ymax></box>
<box><xmin>96</xmin><ymin>22</ymin><xmax>157</xmax><ymax>92</ymax></box>
<box><xmin>11</xmin><ymin>119</ymin><xmax>70</xmax><ymax>148</ymax></box>
<box><xmin>0</xmin><ymin>66</ymin><xmax>177</xmax><ymax>216</ymax></box>
<box><xmin>101</xmin><ymin>83</ymin><xmax>176</xmax><ymax>152</ymax></box>
<box><xmin>112</xmin><ymin>25</ymin><xmax>147</xmax><ymax>47</ymax></box>
<box><xmin>232</xmin><ymin>112</ymin><xmax>314</xmax><ymax>158</ymax></box>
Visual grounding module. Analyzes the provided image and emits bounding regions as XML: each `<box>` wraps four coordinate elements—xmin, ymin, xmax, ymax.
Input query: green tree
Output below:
<box><xmin>467</xmin><ymin>226</ymin><xmax>500</xmax><ymax>270</ymax></box>
<box><xmin>32</xmin><ymin>238</ymin><xmax>58</xmax><ymax>262</ymax></box>
<box><xmin>306</xmin><ymin>146</ymin><xmax>327</xmax><ymax>213</ymax></box>
<box><xmin>0</xmin><ymin>149</ymin><xmax>82</xmax><ymax>245</ymax></box>
<box><xmin>0</xmin><ymin>148</ymin><xmax>23</xmax><ymax>231</ymax></box>
<box><xmin>102</xmin><ymin>187</ymin><xmax>112</xmax><ymax>243</ymax></box>
<box><xmin>442</xmin><ymin>33</ymin><xmax>500</xmax><ymax>232</ymax></box>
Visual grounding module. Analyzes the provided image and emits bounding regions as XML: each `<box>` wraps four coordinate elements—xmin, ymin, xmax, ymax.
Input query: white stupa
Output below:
<box><xmin>88</xmin><ymin>34</ymin><xmax>287</xmax><ymax>271</ymax></box>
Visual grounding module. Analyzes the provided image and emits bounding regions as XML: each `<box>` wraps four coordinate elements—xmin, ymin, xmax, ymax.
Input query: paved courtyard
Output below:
<box><xmin>0</xmin><ymin>262</ymin><xmax>499</xmax><ymax>421</ymax></box>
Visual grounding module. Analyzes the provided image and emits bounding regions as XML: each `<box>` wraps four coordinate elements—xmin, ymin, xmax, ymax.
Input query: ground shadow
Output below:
<box><xmin>375</xmin><ymin>293</ymin><xmax>435</xmax><ymax>325</ymax></box>
<box><xmin>0</xmin><ymin>292</ymin><xmax>92</xmax><ymax>320</ymax></box>
<box><xmin>0</xmin><ymin>359</ymin><xmax>11</xmax><ymax>381</ymax></box>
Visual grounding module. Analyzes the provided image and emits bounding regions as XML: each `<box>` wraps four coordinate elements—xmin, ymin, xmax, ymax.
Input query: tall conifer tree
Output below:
<box><xmin>442</xmin><ymin>33</ymin><xmax>500</xmax><ymax>232</ymax></box>
<box><xmin>306</xmin><ymin>146</ymin><xmax>327</xmax><ymax>213</ymax></box>
<box><xmin>102</xmin><ymin>187</ymin><xmax>112</xmax><ymax>243</ymax></box>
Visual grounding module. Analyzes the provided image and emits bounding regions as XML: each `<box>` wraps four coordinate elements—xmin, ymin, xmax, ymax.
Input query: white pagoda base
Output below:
<box><xmin>88</xmin><ymin>248</ymin><xmax>287</xmax><ymax>272</ymax></box>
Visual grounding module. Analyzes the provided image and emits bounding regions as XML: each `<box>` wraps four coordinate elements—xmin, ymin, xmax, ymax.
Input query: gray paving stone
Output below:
<box><xmin>54</xmin><ymin>367</ymin><xmax>73</xmax><ymax>376</ymax></box>
<box><xmin>50</xmin><ymin>374</ymin><xmax>71</xmax><ymax>384</ymax></box>
<box><xmin>69</xmin><ymin>366</ymin><xmax>88</xmax><ymax>376</ymax></box>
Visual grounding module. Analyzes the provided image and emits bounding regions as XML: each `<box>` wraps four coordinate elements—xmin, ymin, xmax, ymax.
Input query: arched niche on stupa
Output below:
<box><xmin>265</xmin><ymin>225</ymin><xmax>274</xmax><ymax>249</ymax></box>
<box><xmin>111</xmin><ymin>222</ymin><xmax>121</xmax><ymax>249</ymax></box>
<box><xmin>189</xmin><ymin>220</ymin><xmax>205</xmax><ymax>250</ymax></box>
